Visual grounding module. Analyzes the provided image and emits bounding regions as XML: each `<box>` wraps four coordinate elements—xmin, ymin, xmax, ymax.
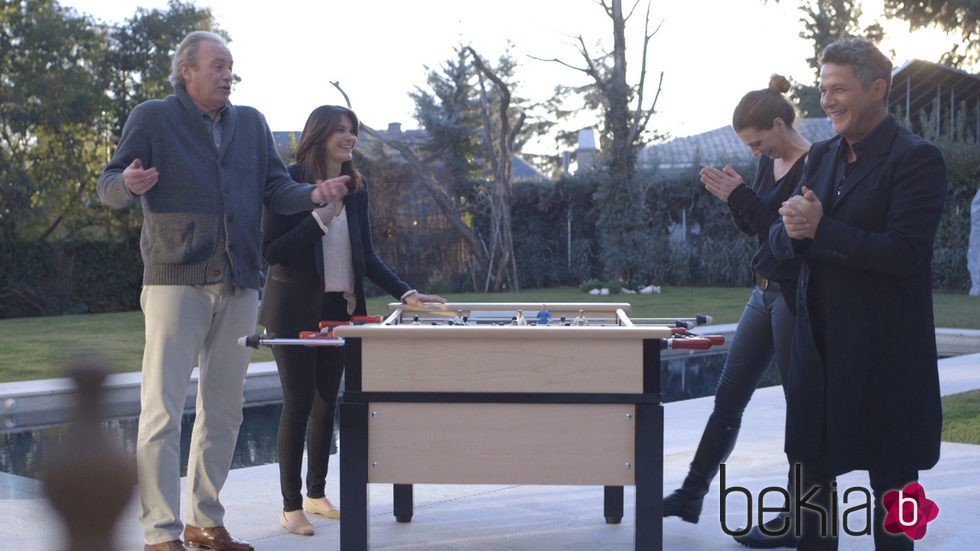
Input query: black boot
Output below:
<box><xmin>662</xmin><ymin>469</ymin><xmax>712</xmax><ymax>523</ymax></box>
<box><xmin>733</xmin><ymin>467</ymin><xmax>798</xmax><ymax>548</ymax></box>
<box><xmin>733</xmin><ymin>512</ymin><xmax>799</xmax><ymax>548</ymax></box>
<box><xmin>663</xmin><ymin>414</ymin><xmax>740</xmax><ymax>523</ymax></box>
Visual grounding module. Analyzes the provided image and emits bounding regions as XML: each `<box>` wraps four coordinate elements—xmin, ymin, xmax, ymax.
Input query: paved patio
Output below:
<box><xmin>0</xmin><ymin>353</ymin><xmax>977</xmax><ymax>550</ymax></box>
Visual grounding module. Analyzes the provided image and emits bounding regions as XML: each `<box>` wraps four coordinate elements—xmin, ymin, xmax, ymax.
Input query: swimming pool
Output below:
<box><xmin>0</xmin><ymin>349</ymin><xmax>780</xmax><ymax>491</ymax></box>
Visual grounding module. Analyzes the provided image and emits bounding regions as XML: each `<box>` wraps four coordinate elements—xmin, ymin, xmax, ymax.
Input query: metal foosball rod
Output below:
<box><xmin>628</xmin><ymin>313</ymin><xmax>714</xmax><ymax>328</ymax></box>
<box><xmin>237</xmin><ymin>334</ymin><xmax>345</xmax><ymax>349</ymax></box>
<box><xmin>238</xmin><ymin>314</ymin><xmax>384</xmax><ymax>349</ymax></box>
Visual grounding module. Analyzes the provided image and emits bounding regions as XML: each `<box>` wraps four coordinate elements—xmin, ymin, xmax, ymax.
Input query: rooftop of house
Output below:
<box><xmin>890</xmin><ymin>58</ymin><xmax>980</xmax><ymax>139</ymax></box>
<box><xmin>273</xmin><ymin>123</ymin><xmax>549</xmax><ymax>182</ymax></box>
<box><xmin>637</xmin><ymin>117</ymin><xmax>837</xmax><ymax>175</ymax></box>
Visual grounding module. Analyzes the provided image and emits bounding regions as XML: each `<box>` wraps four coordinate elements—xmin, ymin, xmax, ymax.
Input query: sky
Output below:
<box><xmin>61</xmin><ymin>0</ymin><xmax>956</xmax><ymax>155</ymax></box>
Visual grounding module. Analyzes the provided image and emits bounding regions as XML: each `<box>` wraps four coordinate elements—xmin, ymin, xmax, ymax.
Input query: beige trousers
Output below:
<box><xmin>136</xmin><ymin>284</ymin><xmax>258</xmax><ymax>544</ymax></box>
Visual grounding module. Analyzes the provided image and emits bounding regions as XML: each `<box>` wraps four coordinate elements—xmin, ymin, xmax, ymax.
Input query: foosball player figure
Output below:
<box><xmin>515</xmin><ymin>310</ymin><xmax>527</xmax><ymax>326</ymax></box>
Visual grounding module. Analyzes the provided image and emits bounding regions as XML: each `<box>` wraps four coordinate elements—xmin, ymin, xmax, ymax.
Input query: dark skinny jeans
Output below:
<box><xmin>273</xmin><ymin>292</ymin><xmax>347</xmax><ymax>512</ymax></box>
<box><xmin>687</xmin><ymin>284</ymin><xmax>794</xmax><ymax>492</ymax></box>
<box><xmin>713</xmin><ymin>284</ymin><xmax>794</xmax><ymax>434</ymax></box>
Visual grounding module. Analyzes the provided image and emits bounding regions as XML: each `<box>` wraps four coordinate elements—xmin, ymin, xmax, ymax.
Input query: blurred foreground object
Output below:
<box><xmin>41</xmin><ymin>362</ymin><xmax>136</xmax><ymax>551</ymax></box>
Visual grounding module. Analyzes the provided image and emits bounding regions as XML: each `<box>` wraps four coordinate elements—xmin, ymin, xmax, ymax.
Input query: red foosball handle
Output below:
<box><xmin>300</xmin><ymin>330</ymin><xmax>335</xmax><ymax>339</ymax></box>
<box><xmin>317</xmin><ymin>315</ymin><xmax>383</xmax><ymax>330</ymax></box>
<box><xmin>319</xmin><ymin>320</ymin><xmax>351</xmax><ymax>330</ymax></box>
<box><xmin>668</xmin><ymin>337</ymin><xmax>712</xmax><ymax>350</ymax></box>
<box><xmin>353</xmin><ymin>314</ymin><xmax>383</xmax><ymax>324</ymax></box>
<box><xmin>704</xmin><ymin>335</ymin><xmax>726</xmax><ymax>345</ymax></box>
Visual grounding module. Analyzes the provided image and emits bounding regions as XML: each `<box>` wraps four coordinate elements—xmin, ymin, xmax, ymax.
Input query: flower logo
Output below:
<box><xmin>882</xmin><ymin>482</ymin><xmax>939</xmax><ymax>540</ymax></box>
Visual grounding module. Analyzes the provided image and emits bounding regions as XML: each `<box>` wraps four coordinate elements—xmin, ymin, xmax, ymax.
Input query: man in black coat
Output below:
<box><xmin>770</xmin><ymin>39</ymin><xmax>947</xmax><ymax>550</ymax></box>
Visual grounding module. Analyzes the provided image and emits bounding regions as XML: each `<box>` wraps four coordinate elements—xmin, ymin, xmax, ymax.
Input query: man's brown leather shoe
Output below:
<box><xmin>183</xmin><ymin>525</ymin><xmax>254</xmax><ymax>551</ymax></box>
<box><xmin>144</xmin><ymin>541</ymin><xmax>188</xmax><ymax>551</ymax></box>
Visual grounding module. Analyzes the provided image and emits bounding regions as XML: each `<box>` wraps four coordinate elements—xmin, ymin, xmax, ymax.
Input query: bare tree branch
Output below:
<box><xmin>526</xmin><ymin>54</ymin><xmax>589</xmax><ymax>74</ymax></box>
<box><xmin>575</xmin><ymin>36</ymin><xmax>608</xmax><ymax>94</ymax></box>
<box><xmin>470</xmin><ymin>65</ymin><xmax>500</xmax><ymax>179</ymax></box>
<box><xmin>507</xmin><ymin>111</ymin><xmax>527</xmax><ymax>152</ymax></box>
<box><xmin>627</xmin><ymin>2</ymin><xmax>664</xmax><ymax>146</ymax></box>
<box><xmin>465</xmin><ymin>46</ymin><xmax>522</xmax><ymax>292</ymax></box>
<box><xmin>632</xmin><ymin>70</ymin><xmax>663</xmax><ymax>145</ymax></box>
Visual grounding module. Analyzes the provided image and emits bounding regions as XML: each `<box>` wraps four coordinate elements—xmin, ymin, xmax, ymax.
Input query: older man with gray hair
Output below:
<box><xmin>98</xmin><ymin>30</ymin><xmax>349</xmax><ymax>551</ymax></box>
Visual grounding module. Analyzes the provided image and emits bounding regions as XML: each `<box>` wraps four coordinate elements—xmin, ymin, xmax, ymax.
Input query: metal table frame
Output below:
<box><xmin>336</xmin><ymin>303</ymin><xmax>666</xmax><ymax>550</ymax></box>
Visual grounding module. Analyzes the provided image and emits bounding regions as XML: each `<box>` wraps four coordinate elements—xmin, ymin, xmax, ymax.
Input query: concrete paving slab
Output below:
<box><xmin>1</xmin><ymin>355</ymin><xmax>977</xmax><ymax>550</ymax></box>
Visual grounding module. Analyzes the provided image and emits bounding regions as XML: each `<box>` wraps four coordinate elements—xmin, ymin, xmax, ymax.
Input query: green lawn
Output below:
<box><xmin>0</xmin><ymin>286</ymin><xmax>757</xmax><ymax>382</ymax></box>
<box><xmin>1</xmin><ymin>286</ymin><xmax>977</xmax><ymax>444</ymax></box>
<box><xmin>942</xmin><ymin>390</ymin><xmax>980</xmax><ymax>444</ymax></box>
<box><xmin>0</xmin><ymin>286</ymin><xmax>976</xmax><ymax>383</ymax></box>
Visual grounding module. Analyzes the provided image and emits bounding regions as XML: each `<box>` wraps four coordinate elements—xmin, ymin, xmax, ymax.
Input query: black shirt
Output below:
<box><xmin>727</xmin><ymin>154</ymin><xmax>806</xmax><ymax>283</ymax></box>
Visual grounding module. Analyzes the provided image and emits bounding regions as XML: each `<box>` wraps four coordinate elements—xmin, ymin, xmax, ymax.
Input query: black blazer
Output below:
<box><xmin>258</xmin><ymin>166</ymin><xmax>411</xmax><ymax>338</ymax></box>
<box><xmin>770</xmin><ymin>115</ymin><xmax>947</xmax><ymax>474</ymax></box>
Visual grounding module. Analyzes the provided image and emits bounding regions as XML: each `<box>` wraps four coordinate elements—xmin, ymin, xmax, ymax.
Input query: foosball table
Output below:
<box><xmin>243</xmin><ymin>302</ymin><xmax>723</xmax><ymax>550</ymax></box>
<box><xmin>333</xmin><ymin>302</ymin><xmax>723</xmax><ymax>551</ymax></box>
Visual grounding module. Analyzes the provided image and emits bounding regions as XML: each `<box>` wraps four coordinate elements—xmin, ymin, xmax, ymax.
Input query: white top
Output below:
<box><xmin>313</xmin><ymin>206</ymin><xmax>356</xmax><ymax>313</ymax></box>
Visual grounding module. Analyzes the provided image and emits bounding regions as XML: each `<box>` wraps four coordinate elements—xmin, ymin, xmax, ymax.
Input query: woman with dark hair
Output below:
<box><xmin>662</xmin><ymin>75</ymin><xmax>810</xmax><ymax>548</ymax></box>
<box><xmin>259</xmin><ymin>105</ymin><xmax>445</xmax><ymax>536</ymax></box>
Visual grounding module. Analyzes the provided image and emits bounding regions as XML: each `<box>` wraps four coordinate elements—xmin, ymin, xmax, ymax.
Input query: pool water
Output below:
<box><xmin>0</xmin><ymin>402</ymin><xmax>286</xmax><ymax>483</ymax></box>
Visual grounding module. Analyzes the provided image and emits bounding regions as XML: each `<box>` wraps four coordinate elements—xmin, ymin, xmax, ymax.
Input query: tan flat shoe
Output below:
<box><xmin>304</xmin><ymin>496</ymin><xmax>341</xmax><ymax>520</ymax></box>
<box><xmin>280</xmin><ymin>510</ymin><xmax>314</xmax><ymax>536</ymax></box>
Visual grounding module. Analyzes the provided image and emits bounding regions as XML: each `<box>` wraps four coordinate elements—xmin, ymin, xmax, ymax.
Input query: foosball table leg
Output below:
<box><xmin>634</xmin><ymin>402</ymin><xmax>664</xmax><ymax>550</ymax></box>
<box><xmin>393</xmin><ymin>483</ymin><xmax>414</xmax><ymax>523</ymax></box>
<box><xmin>604</xmin><ymin>485</ymin><xmax>624</xmax><ymax>524</ymax></box>
<box><xmin>340</xmin><ymin>401</ymin><xmax>370</xmax><ymax>551</ymax></box>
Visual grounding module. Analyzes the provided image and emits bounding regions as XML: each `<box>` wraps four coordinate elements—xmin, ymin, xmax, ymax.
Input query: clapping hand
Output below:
<box><xmin>700</xmin><ymin>165</ymin><xmax>744</xmax><ymax>201</ymax></box>
<box><xmin>779</xmin><ymin>187</ymin><xmax>823</xmax><ymax>239</ymax></box>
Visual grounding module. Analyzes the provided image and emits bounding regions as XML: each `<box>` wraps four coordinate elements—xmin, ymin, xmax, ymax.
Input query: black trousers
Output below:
<box><xmin>794</xmin><ymin>458</ymin><xmax>918</xmax><ymax>551</ymax></box>
<box><xmin>273</xmin><ymin>292</ymin><xmax>348</xmax><ymax>511</ymax></box>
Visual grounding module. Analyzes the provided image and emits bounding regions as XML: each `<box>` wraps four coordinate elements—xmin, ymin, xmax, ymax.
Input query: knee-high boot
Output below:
<box><xmin>663</xmin><ymin>413</ymin><xmax>740</xmax><ymax>523</ymax></box>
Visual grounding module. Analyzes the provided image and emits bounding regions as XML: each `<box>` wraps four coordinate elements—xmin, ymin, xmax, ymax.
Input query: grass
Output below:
<box><xmin>0</xmin><ymin>286</ymin><xmax>976</xmax><ymax>383</ymax></box>
<box><xmin>0</xmin><ymin>286</ymin><xmax>756</xmax><ymax>383</ymax></box>
<box><xmin>0</xmin><ymin>286</ymin><xmax>977</xmax><ymax>445</ymax></box>
<box><xmin>942</xmin><ymin>390</ymin><xmax>980</xmax><ymax>445</ymax></box>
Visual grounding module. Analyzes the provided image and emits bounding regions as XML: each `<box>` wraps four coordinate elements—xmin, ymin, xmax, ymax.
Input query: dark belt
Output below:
<box><xmin>755</xmin><ymin>273</ymin><xmax>780</xmax><ymax>291</ymax></box>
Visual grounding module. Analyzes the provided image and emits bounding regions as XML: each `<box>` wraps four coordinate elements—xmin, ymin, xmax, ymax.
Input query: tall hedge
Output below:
<box><xmin>931</xmin><ymin>140</ymin><xmax>978</xmax><ymax>290</ymax></box>
<box><xmin>1</xmin><ymin>142</ymin><xmax>973</xmax><ymax>318</ymax></box>
<box><xmin>0</xmin><ymin>240</ymin><xmax>142</xmax><ymax>318</ymax></box>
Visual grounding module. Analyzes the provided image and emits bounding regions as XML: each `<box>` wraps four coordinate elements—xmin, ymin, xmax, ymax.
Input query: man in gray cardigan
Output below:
<box><xmin>98</xmin><ymin>31</ymin><xmax>348</xmax><ymax>551</ymax></box>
